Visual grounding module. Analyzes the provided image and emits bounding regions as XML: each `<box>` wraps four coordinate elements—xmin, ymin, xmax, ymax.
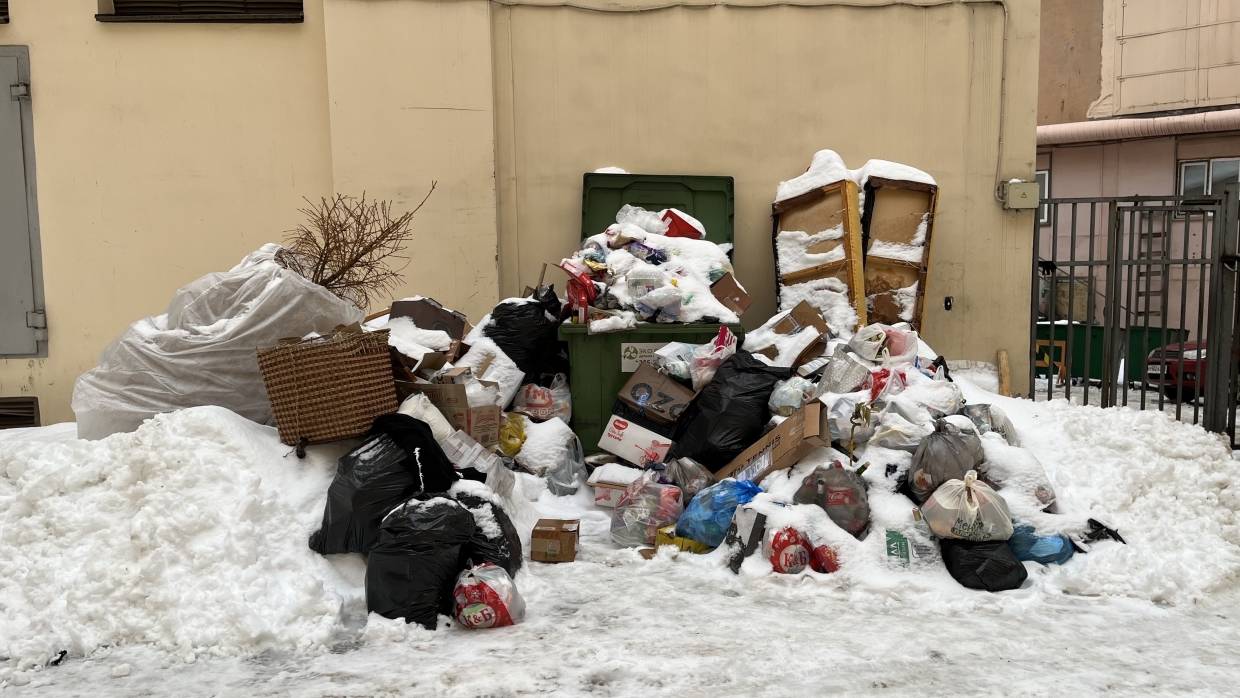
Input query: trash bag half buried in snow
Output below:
<box><xmin>308</xmin><ymin>414</ymin><xmax>458</xmax><ymax>555</ymax></box>
<box><xmin>482</xmin><ymin>288</ymin><xmax>568</xmax><ymax>386</ymax></box>
<box><xmin>793</xmin><ymin>463</ymin><xmax>870</xmax><ymax>539</ymax></box>
<box><xmin>453</xmin><ymin>487</ymin><xmax>524</xmax><ymax>577</ymax></box>
<box><xmin>940</xmin><ymin>538</ymin><xmax>1028</xmax><ymax>592</ymax></box>
<box><xmin>366</xmin><ymin>497</ymin><xmax>477</xmax><ymax>630</ymax></box>
<box><xmin>907</xmin><ymin>418</ymin><xmax>984</xmax><ymax>503</ymax></box>
<box><xmin>676</xmin><ymin>478</ymin><xmax>763</xmax><ymax>549</ymax></box>
<box><xmin>668</xmin><ymin>351</ymin><xmax>791</xmax><ymax>470</ymax></box>
<box><xmin>72</xmin><ymin>244</ymin><xmax>362</xmax><ymax>439</ymax></box>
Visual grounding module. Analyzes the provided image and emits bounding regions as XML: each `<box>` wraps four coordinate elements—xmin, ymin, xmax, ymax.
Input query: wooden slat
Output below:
<box><xmin>772</xmin><ymin>179</ymin><xmax>868</xmax><ymax>331</ymax></box>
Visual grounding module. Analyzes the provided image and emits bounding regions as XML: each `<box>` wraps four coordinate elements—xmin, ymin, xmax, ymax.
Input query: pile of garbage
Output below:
<box><xmin>62</xmin><ymin>172</ymin><xmax>1125</xmax><ymax>634</ymax></box>
<box><xmin>557</xmin><ymin>205</ymin><xmax>749</xmax><ymax>331</ymax></box>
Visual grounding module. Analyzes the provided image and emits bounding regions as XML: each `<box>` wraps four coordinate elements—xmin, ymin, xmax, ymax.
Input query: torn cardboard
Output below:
<box><xmin>713</xmin><ymin>402</ymin><xmax>825</xmax><ymax>483</ymax></box>
<box><xmin>710</xmin><ymin>272</ymin><xmax>752</xmax><ymax>316</ymax></box>
<box><xmin>396</xmin><ymin>378</ymin><xmax>501</xmax><ymax>448</ymax></box>
<box><xmin>749</xmin><ymin>301</ymin><xmax>832</xmax><ymax>368</ymax></box>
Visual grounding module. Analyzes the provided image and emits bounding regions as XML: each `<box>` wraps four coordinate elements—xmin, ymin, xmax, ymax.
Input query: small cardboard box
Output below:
<box><xmin>750</xmin><ymin>301</ymin><xmax>831</xmax><ymax>368</ymax></box>
<box><xmin>592</xmin><ymin>481</ymin><xmax>629</xmax><ymax>508</ymax></box>
<box><xmin>710</xmin><ymin>272</ymin><xmax>752</xmax><ymax>316</ymax></box>
<box><xmin>713</xmin><ymin>402</ymin><xmax>824</xmax><ymax>483</ymax></box>
<box><xmin>398</xmin><ymin>380</ymin><xmax>501</xmax><ymax>448</ymax></box>
<box><xmin>587</xmin><ymin>462</ymin><xmax>645</xmax><ymax>508</ymax></box>
<box><xmin>656</xmin><ymin>524</ymin><xmax>713</xmax><ymax>554</ymax></box>
<box><xmin>597</xmin><ymin>414</ymin><xmax>674</xmax><ymax>466</ymax></box>
<box><xmin>616</xmin><ymin>364</ymin><xmax>695</xmax><ymax>425</ymax></box>
<box><xmin>531</xmin><ymin>518</ymin><xmax>579</xmax><ymax>563</ymax></box>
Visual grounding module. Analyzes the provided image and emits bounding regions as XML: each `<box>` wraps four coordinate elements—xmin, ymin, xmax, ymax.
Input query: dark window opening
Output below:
<box><xmin>96</xmin><ymin>1</ymin><xmax>303</xmax><ymax>23</ymax></box>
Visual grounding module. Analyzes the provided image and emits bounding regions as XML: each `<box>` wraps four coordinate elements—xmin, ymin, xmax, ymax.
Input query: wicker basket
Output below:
<box><xmin>257</xmin><ymin>328</ymin><xmax>398</xmax><ymax>446</ymax></box>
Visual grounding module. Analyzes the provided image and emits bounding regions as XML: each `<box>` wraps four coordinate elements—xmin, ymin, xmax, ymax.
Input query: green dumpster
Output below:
<box><xmin>1034</xmin><ymin>322</ymin><xmax>1188</xmax><ymax>382</ymax></box>
<box><xmin>561</xmin><ymin>322</ymin><xmax>742</xmax><ymax>453</ymax></box>
<box><xmin>564</xmin><ymin>172</ymin><xmax>739</xmax><ymax>453</ymax></box>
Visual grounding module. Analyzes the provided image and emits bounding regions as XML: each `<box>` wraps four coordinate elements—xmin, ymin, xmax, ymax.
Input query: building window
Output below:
<box><xmin>1179</xmin><ymin>158</ymin><xmax>1240</xmax><ymax>198</ymax></box>
<box><xmin>1036</xmin><ymin>169</ymin><xmax>1050</xmax><ymax>225</ymax></box>
<box><xmin>0</xmin><ymin>1</ymin><xmax>9</xmax><ymax>24</ymax></box>
<box><xmin>96</xmin><ymin>1</ymin><xmax>303</xmax><ymax>23</ymax></box>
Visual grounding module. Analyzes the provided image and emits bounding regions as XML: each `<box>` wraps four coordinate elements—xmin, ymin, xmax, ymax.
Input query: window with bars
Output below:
<box><xmin>0</xmin><ymin>1</ymin><xmax>9</xmax><ymax>24</ymax></box>
<box><xmin>96</xmin><ymin>1</ymin><xmax>303</xmax><ymax>23</ymax></box>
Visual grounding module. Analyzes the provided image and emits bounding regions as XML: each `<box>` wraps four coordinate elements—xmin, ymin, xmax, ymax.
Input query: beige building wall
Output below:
<box><xmin>1</xmin><ymin>0</ymin><xmax>1039</xmax><ymax>425</ymax></box>
<box><xmin>494</xmin><ymin>1</ymin><xmax>1040</xmax><ymax>382</ymax></box>
<box><xmin>1039</xmin><ymin>0</ymin><xmax>1103</xmax><ymax>125</ymax></box>
<box><xmin>0</xmin><ymin>1</ymin><xmax>334</xmax><ymax>423</ymax></box>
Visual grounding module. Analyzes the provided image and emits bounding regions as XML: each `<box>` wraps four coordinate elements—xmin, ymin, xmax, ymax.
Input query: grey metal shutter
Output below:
<box><xmin>0</xmin><ymin>47</ymin><xmax>42</xmax><ymax>356</ymax></box>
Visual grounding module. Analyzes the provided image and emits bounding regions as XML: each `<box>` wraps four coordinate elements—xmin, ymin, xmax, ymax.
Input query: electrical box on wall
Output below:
<box><xmin>1002</xmin><ymin>180</ymin><xmax>1041</xmax><ymax>210</ymax></box>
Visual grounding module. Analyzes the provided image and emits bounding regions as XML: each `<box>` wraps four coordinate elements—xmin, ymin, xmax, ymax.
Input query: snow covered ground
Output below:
<box><xmin>3</xmin><ymin>377</ymin><xmax>1240</xmax><ymax>695</ymax></box>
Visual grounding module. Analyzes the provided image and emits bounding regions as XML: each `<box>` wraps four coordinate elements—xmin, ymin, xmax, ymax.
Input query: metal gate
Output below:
<box><xmin>1030</xmin><ymin>185</ymin><xmax>1240</xmax><ymax>442</ymax></box>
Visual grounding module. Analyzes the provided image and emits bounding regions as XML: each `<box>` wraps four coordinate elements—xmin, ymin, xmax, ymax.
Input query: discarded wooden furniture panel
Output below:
<box><xmin>772</xmin><ymin>179</ymin><xmax>867</xmax><ymax>333</ymax></box>
<box><xmin>861</xmin><ymin>177</ymin><xmax>938</xmax><ymax>330</ymax></box>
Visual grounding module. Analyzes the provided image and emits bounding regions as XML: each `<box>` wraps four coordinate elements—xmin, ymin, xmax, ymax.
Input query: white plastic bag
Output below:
<box><xmin>72</xmin><ymin>244</ymin><xmax>362</xmax><ymax>439</ymax></box>
<box><xmin>769</xmin><ymin>377</ymin><xmax>817</xmax><ymax>417</ymax></box>
<box><xmin>690</xmin><ymin>326</ymin><xmax>737</xmax><ymax>391</ymax></box>
<box><xmin>921</xmin><ymin>470</ymin><xmax>1014</xmax><ymax>542</ymax></box>
<box><xmin>397</xmin><ymin>393</ymin><xmax>455</xmax><ymax>443</ymax></box>
<box><xmin>455</xmin><ymin>338</ymin><xmax>525</xmax><ymax>408</ymax></box>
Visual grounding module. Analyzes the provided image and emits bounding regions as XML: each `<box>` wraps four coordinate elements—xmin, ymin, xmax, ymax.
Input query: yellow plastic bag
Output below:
<box><xmin>498</xmin><ymin>413</ymin><xmax>527</xmax><ymax>458</ymax></box>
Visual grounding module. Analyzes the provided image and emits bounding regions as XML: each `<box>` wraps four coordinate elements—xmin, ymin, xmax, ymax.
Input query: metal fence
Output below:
<box><xmin>1029</xmin><ymin>186</ymin><xmax>1240</xmax><ymax>443</ymax></box>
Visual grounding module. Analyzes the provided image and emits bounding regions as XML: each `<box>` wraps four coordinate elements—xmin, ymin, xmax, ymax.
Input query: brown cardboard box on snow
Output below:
<box><xmin>616</xmin><ymin>364</ymin><xmax>695</xmax><ymax>425</ymax></box>
<box><xmin>531</xmin><ymin>518</ymin><xmax>580</xmax><ymax>563</ymax></box>
<box><xmin>713</xmin><ymin>401</ymin><xmax>826</xmax><ymax>483</ymax></box>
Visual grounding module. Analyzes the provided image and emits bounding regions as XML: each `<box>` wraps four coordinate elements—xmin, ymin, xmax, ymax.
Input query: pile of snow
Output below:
<box><xmin>4</xmin><ymin>374</ymin><xmax>1240</xmax><ymax>685</ymax></box>
<box><xmin>775</xmin><ymin>149</ymin><xmax>936</xmax><ymax>203</ymax></box>
<box><xmin>778</xmin><ymin>276</ymin><xmax>859</xmax><ymax>334</ymax></box>
<box><xmin>775</xmin><ymin>227</ymin><xmax>846</xmax><ymax>274</ymax></box>
<box><xmin>0</xmin><ymin>408</ymin><xmax>364</xmax><ymax>680</ymax></box>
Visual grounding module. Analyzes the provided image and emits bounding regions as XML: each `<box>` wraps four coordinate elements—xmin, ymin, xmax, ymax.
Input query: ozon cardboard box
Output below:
<box><xmin>597</xmin><ymin>415</ymin><xmax>674</xmax><ymax>466</ymax></box>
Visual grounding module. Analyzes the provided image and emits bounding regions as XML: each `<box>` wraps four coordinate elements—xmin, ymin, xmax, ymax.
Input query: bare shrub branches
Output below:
<box><xmin>276</xmin><ymin>185</ymin><xmax>436</xmax><ymax>309</ymax></box>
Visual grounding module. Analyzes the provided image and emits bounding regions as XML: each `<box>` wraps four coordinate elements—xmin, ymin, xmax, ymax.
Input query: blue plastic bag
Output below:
<box><xmin>676</xmin><ymin>479</ymin><xmax>763</xmax><ymax>548</ymax></box>
<box><xmin>1008</xmin><ymin>524</ymin><xmax>1075</xmax><ymax>565</ymax></box>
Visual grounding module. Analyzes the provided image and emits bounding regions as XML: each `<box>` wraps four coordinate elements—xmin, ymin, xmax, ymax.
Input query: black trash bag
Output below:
<box><xmin>453</xmin><ymin>490</ymin><xmax>523</xmax><ymax>577</ymax></box>
<box><xmin>308</xmin><ymin>415</ymin><xmax>458</xmax><ymax>555</ymax></box>
<box><xmin>668</xmin><ymin>351</ymin><xmax>792</xmax><ymax>471</ymax></box>
<box><xmin>483</xmin><ymin>288</ymin><xmax>568</xmax><ymax>386</ymax></box>
<box><xmin>365</xmin><ymin>497</ymin><xmax>477</xmax><ymax>629</ymax></box>
<box><xmin>940</xmin><ymin>538</ymin><xmax>1028</xmax><ymax>592</ymax></box>
<box><xmin>371</xmin><ymin>414</ymin><xmax>459</xmax><ymax>494</ymax></box>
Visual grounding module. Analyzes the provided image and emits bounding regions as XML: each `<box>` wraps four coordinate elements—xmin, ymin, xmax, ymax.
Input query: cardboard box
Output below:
<box><xmin>656</xmin><ymin>525</ymin><xmax>714</xmax><ymax>554</ymax></box>
<box><xmin>750</xmin><ymin>301</ymin><xmax>832</xmax><ymax>368</ymax></box>
<box><xmin>616</xmin><ymin>364</ymin><xmax>695</xmax><ymax>425</ymax></box>
<box><xmin>597</xmin><ymin>414</ymin><xmax>674</xmax><ymax>466</ymax></box>
<box><xmin>713</xmin><ymin>402</ymin><xmax>824</xmax><ymax>483</ymax></box>
<box><xmin>592</xmin><ymin>481</ymin><xmax>629</xmax><ymax>508</ymax></box>
<box><xmin>531</xmin><ymin>518</ymin><xmax>579</xmax><ymax>563</ymax></box>
<box><xmin>398</xmin><ymin>380</ymin><xmax>501</xmax><ymax>448</ymax></box>
<box><xmin>390</xmin><ymin>297</ymin><xmax>472</xmax><ymax>340</ymax></box>
<box><xmin>710</xmin><ymin>272</ymin><xmax>752</xmax><ymax>316</ymax></box>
